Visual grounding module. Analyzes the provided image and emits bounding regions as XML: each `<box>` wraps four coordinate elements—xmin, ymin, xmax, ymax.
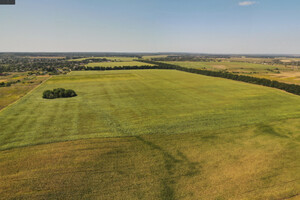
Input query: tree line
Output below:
<box><xmin>0</xmin><ymin>80</ymin><xmax>21</xmax><ymax>87</ymax></box>
<box><xmin>138</xmin><ymin>60</ymin><xmax>300</xmax><ymax>96</ymax></box>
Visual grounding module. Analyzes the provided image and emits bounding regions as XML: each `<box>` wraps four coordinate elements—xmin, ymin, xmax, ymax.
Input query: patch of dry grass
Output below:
<box><xmin>0</xmin><ymin>73</ymin><xmax>49</xmax><ymax>110</ymax></box>
<box><xmin>0</xmin><ymin>118</ymin><xmax>299</xmax><ymax>199</ymax></box>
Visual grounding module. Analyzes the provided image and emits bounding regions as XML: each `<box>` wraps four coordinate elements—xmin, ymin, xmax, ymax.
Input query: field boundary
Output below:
<box><xmin>78</xmin><ymin>60</ymin><xmax>300</xmax><ymax>96</ymax></box>
<box><xmin>0</xmin><ymin>76</ymin><xmax>51</xmax><ymax>114</ymax></box>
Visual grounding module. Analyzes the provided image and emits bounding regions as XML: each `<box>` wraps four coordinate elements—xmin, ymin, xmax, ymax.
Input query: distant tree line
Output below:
<box><xmin>0</xmin><ymin>80</ymin><xmax>20</xmax><ymax>87</ymax></box>
<box><xmin>43</xmin><ymin>88</ymin><xmax>77</xmax><ymax>99</ymax></box>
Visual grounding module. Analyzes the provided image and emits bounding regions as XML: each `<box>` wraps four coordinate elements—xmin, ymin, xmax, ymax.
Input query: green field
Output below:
<box><xmin>69</xmin><ymin>56</ymin><xmax>138</xmax><ymax>62</ymax></box>
<box><xmin>86</xmin><ymin>61</ymin><xmax>154</xmax><ymax>68</ymax></box>
<box><xmin>0</xmin><ymin>70</ymin><xmax>299</xmax><ymax>199</ymax></box>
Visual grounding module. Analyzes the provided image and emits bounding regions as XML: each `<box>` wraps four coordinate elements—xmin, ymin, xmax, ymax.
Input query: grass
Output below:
<box><xmin>1</xmin><ymin>69</ymin><xmax>300</xmax><ymax>150</ymax></box>
<box><xmin>69</xmin><ymin>56</ymin><xmax>138</xmax><ymax>62</ymax></box>
<box><xmin>85</xmin><ymin>61</ymin><xmax>154</xmax><ymax>68</ymax></box>
<box><xmin>0</xmin><ymin>120</ymin><xmax>299</xmax><ymax>199</ymax></box>
<box><xmin>0</xmin><ymin>70</ymin><xmax>299</xmax><ymax>199</ymax></box>
<box><xmin>0</xmin><ymin>73</ymin><xmax>49</xmax><ymax>111</ymax></box>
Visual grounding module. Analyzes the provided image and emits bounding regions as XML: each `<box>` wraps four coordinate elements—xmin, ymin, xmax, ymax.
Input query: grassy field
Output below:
<box><xmin>163</xmin><ymin>61</ymin><xmax>288</xmax><ymax>72</ymax></box>
<box><xmin>0</xmin><ymin>70</ymin><xmax>299</xmax><ymax>199</ymax></box>
<box><xmin>0</xmin><ymin>73</ymin><xmax>49</xmax><ymax>111</ymax></box>
<box><xmin>69</xmin><ymin>56</ymin><xmax>138</xmax><ymax>62</ymax></box>
<box><xmin>86</xmin><ymin>61</ymin><xmax>154</xmax><ymax>68</ymax></box>
<box><xmin>252</xmin><ymin>72</ymin><xmax>300</xmax><ymax>85</ymax></box>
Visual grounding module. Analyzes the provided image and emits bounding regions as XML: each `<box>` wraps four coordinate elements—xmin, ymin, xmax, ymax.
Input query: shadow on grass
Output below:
<box><xmin>256</xmin><ymin>124</ymin><xmax>289</xmax><ymax>138</ymax></box>
<box><xmin>135</xmin><ymin>136</ymin><xmax>200</xmax><ymax>200</ymax></box>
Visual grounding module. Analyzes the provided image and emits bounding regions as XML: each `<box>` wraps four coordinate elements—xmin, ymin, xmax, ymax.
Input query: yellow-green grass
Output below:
<box><xmin>0</xmin><ymin>70</ymin><xmax>300</xmax><ymax>199</ymax></box>
<box><xmin>85</xmin><ymin>61</ymin><xmax>154</xmax><ymax>67</ymax></box>
<box><xmin>69</xmin><ymin>56</ymin><xmax>138</xmax><ymax>62</ymax></box>
<box><xmin>0</xmin><ymin>119</ymin><xmax>299</xmax><ymax>199</ymax></box>
<box><xmin>252</xmin><ymin>72</ymin><xmax>300</xmax><ymax>85</ymax></box>
<box><xmin>0</xmin><ymin>70</ymin><xmax>300</xmax><ymax>150</ymax></box>
<box><xmin>163</xmin><ymin>61</ymin><xmax>290</xmax><ymax>73</ymax></box>
<box><xmin>0</xmin><ymin>74</ymin><xmax>49</xmax><ymax>111</ymax></box>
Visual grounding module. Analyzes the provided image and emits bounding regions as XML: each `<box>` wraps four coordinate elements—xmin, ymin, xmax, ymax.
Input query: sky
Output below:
<box><xmin>0</xmin><ymin>0</ymin><xmax>300</xmax><ymax>54</ymax></box>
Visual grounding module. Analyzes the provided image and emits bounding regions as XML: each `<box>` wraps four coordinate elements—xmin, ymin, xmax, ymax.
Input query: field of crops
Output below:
<box><xmin>0</xmin><ymin>70</ymin><xmax>299</xmax><ymax>199</ymax></box>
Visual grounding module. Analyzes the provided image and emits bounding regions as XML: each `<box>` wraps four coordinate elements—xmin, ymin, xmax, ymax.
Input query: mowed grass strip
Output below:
<box><xmin>0</xmin><ymin>119</ymin><xmax>299</xmax><ymax>199</ymax></box>
<box><xmin>85</xmin><ymin>61</ymin><xmax>154</xmax><ymax>68</ymax></box>
<box><xmin>0</xmin><ymin>70</ymin><xmax>300</xmax><ymax>151</ymax></box>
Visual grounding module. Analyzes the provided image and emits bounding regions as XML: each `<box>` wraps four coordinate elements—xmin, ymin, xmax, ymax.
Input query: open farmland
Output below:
<box><xmin>252</xmin><ymin>72</ymin><xmax>300</xmax><ymax>85</ymax></box>
<box><xmin>163</xmin><ymin>61</ymin><xmax>288</xmax><ymax>73</ymax></box>
<box><xmin>164</xmin><ymin>61</ymin><xmax>300</xmax><ymax>85</ymax></box>
<box><xmin>0</xmin><ymin>70</ymin><xmax>299</xmax><ymax>199</ymax></box>
<box><xmin>86</xmin><ymin>61</ymin><xmax>154</xmax><ymax>68</ymax></box>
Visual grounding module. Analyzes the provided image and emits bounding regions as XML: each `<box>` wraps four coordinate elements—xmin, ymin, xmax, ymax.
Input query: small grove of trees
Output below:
<box><xmin>0</xmin><ymin>82</ymin><xmax>12</xmax><ymax>87</ymax></box>
<box><xmin>0</xmin><ymin>80</ymin><xmax>20</xmax><ymax>87</ymax></box>
<box><xmin>43</xmin><ymin>88</ymin><xmax>77</xmax><ymax>99</ymax></box>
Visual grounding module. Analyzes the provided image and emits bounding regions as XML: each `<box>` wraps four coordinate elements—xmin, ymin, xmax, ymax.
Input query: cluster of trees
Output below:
<box><xmin>138</xmin><ymin>60</ymin><xmax>300</xmax><ymax>96</ymax></box>
<box><xmin>0</xmin><ymin>56</ymin><xmax>81</xmax><ymax>73</ymax></box>
<box><xmin>0</xmin><ymin>82</ymin><xmax>11</xmax><ymax>87</ymax></box>
<box><xmin>0</xmin><ymin>80</ymin><xmax>20</xmax><ymax>87</ymax></box>
<box><xmin>43</xmin><ymin>88</ymin><xmax>77</xmax><ymax>99</ymax></box>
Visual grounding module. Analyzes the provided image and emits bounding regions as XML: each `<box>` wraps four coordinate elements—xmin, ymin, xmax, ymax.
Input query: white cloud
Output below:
<box><xmin>239</xmin><ymin>1</ymin><xmax>256</xmax><ymax>6</ymax></box>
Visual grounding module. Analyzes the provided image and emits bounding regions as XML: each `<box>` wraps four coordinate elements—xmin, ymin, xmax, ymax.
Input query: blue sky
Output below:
<box><xmin>0</xmin><ymin>0</ymin><xmax>300</xmax><ymax>53</ymax></box>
